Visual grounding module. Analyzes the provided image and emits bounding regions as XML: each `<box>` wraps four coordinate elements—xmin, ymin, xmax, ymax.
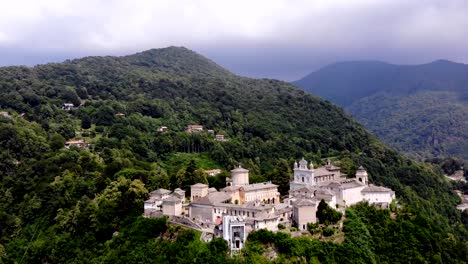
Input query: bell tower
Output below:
<box><xmin>356</xmin><ymin>166</ymin><xmax>368</xmax><ymax>185</ymax></box>
<box><xmin>291</xmin><ymin>158</ymin><xmax>315</xmax><ymax>190</ymax></box>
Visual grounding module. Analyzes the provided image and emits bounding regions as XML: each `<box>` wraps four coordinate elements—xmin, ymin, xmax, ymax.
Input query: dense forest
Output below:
<box><xmin>294</xmin><ymin>60</ymin><xmax>468</xmax><ymax>161</ymax></box>
<box><xmin>0</xmin><ymin>47</ymin><xmax>467</xmax><ymax>263</ymax></box>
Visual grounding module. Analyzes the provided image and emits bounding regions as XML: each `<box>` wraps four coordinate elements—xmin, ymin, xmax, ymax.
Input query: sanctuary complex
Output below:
<box><xmin>144</xmin><ymin>158</ymin><xmax>395</xmax><ymax>252</ymax></box>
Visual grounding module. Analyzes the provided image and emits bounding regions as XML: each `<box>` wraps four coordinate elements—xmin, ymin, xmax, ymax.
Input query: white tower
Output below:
<box><xmin>290</xmin><ymin>158</ymin><xmax>315</xmax><ymax>190</ymax></box>
<box><xmin>231</xmin><ymin>164</ymin><xmax>249</xmax><ymax>186</ymax></box>
<box><xmin>356</xmin><ymin>166</ymin><xmax>368</xmax><ymax>185</ymax></box>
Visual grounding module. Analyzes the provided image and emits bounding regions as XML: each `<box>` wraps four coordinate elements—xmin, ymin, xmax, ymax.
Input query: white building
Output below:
<box><xmin>144</xmin><ymin>188</ymin><xmax>185</xmax><ymax>217</ymax></box>
<box><xmin>189</xmin><ymin>165</ymin><xmax>286</xmax><ymax>232</ymax></box>
<box><xmin>361</xmin><ymin>185</ymin><xmax>396</xmax><ymax>207</ymax></box>
<box><xmin>204</xmin><ymin>169</ymin><xmax>222</xmax><ymax>176</ymax></box>
<box><xmin>289</xmin><ymin>160</ymin><xmax>396</xmax><ymax>228</ymax></box>
<box><xmin>62</xmin><ymin>103</ymin><xmax>75</xmax><ymax>111</ymax></box>
<box><xmin>222</xmin><ymin>215</ymin><xmax>247</xmax><ymax>252</ymax></box>
<box><xmin>0</xmin><ymin>111</ymin><xmax>11</xmax><ymax>118</ymax></box>
<box><xmin>290</xmin><ymin>159</ymin><xmax>344</xmax><ymax>190</ymax></box>
<box><xmin>293</xmin><ymin>198</ymin><xmax>317</xmax><ymax>231</ymax></box>
<box><xmin>162</xmin><ymin>196</ymin><xmax>183</xmax><ymax>216</ymax></box>
<box><xmin>191</xmin><ymin>183</ymin><xmax>209</xmax><ymax>201</ymax></box>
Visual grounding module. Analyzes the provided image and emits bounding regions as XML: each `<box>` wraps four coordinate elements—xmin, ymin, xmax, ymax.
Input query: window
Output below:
<box><xmin>302</xmin><ymin>177</ymin><xmax>304</xmax><ymax>182</ymax></box>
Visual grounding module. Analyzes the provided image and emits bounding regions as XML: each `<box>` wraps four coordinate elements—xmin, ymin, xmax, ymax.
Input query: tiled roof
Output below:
<box><xmin>361</xmin><ymin>185</ymin><xmax>393</xmax><ymax>193</ymax></box>
<box><xmin>293</xmin><ymin>198</ymin><xmax>317</xmax><ymax>207</ymax></box>
<box><xmin>162</xmin><ymin>196</ymin><xmax>182</xmax><ymax>203</ymax></box>
<box><xmin>242</xmin><ymin>182</ymin><xmax>278</xmax><ymax>192</ymax></box>
<box><xmin>150</xmin><ymin>188</ymin><xmax>171</xmax><ymax>195</ymax></box>
<box><xmin>192</xmin><ymin>192</ymin><xmax>231</xmax><ymax>205</ymax></box>
<box><xmin>221</xmin><ymin>185</ymin><xmax>241</xmax><ymax>192</ymax></box>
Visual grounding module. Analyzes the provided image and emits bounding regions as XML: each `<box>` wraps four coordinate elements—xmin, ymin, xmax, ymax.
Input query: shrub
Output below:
<box><xmin>317</xmin><ymin>199</ymin><xmax>343</xmax><ymax>225</ymax></box>
<box><xmin>278</xmin><ymin>223</ymin><xmax>285</xmax><ymax>230</ymax></box>
<box><xmin>307</xmin><ymin>223</ymin><xmax>319</xmax><ymax>234</ymax></box>
<box><xmin>322</xmin><ymin>227</ymin><xmax>334</xmax><ymax>237</ymax></box>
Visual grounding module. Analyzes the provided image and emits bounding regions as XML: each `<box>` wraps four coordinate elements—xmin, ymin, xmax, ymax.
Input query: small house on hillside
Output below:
<box><xmin>65</xmin><ymin>139</ymin><xmax>89</xmax><ymax>149</ymax></box>
<box><xmin>158</xmin><ymin>126</ymin><xmax>168</xmax><ymax>132</ymax></box>
<box><xmin>0</xmin><ymin>111</ymin><xmax>11</xmax><ymax>118</ymax></box>
<box><xmin>115</xmin><ymin>112</ymin><xmax>126</xmax><ymax>117</ymax></box>
<box><xmin>62</xmin><ymin>103</ymin><xmax>75</xmax><ymax>111</ymax></box>
<box><xmin>204</xmin><ymin>169</ymin><xmax>222</xmax><ymax>176</ymax></box>
<box><xmin>215</xmin><ymin>134</ymin><xmax>228</xmax><ymax>141</ymax></box>
<box><xmin>185</xmin><ymin>125</ymin><xmax>203</xmax><ymax>133</ymax></box>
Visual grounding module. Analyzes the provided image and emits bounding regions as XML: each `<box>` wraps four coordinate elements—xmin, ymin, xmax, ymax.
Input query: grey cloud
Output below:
<box><xmin>0</xmin><ymin>0</ymin><xmax>467</xmax><ymax>81</ymax></box>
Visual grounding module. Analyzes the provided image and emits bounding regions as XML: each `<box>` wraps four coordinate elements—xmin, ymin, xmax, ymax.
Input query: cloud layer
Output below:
<box><xmin>0</xmin><ymin>0</ymin><xmax>467</xmax><ymax>80</ymax></box>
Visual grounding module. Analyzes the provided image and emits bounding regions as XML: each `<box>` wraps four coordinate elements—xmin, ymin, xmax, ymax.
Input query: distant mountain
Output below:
<box><xmin>0</xmin><ymin>47</ymin><xmax>466</xmax><ymax>262</ymax></box>
<box><xmin>294</xmin><ymin>60</ymin><xmax>468</xmax><ymax>160</ymax></box>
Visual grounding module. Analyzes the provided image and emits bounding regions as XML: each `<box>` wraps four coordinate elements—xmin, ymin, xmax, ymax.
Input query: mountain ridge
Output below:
<box><xmin>294</xmin><ymin>59</ymin><xmax>468</xmax><ymax>160</ymax></box>
<box><xmin>0</xmin><ymin>47</ymin><xmax>466</xmax><ymax>262</ymax></box>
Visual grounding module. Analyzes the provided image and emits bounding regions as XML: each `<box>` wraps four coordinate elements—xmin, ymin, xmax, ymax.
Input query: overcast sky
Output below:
<box><xmin>0</xmin><ymin>0</ymin><xmax>467</xmax><ymax>80</ymax></box>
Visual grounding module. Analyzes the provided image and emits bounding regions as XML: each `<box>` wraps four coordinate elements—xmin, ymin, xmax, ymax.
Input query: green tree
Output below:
<box><xmin>316</xmin><ymin>199</ymin><xmax>342</xmax><ymax>225</ymax></box>
<box><xmin>49</xmin><ymin>133</ymin><xmax>65</xmax><ymax>151</ymax></box>
<box><xmin>268</xmin><ymin>158</ymin><xmax>292</xmax><ymax>195</ymax></box>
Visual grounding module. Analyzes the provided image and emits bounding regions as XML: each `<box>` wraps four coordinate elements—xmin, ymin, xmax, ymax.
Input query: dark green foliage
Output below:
<box><xmin>427</xmin><ymin>157</ymin><xmax>464</xmax><ymax>175</ymax></box>
<box><xmin>322</xmin><ymin>227</ymin><xmax>334</xmax><ymax>237</ymax></box>
<box><xmin>294</xmin><ymin>60</ymin><xmax>468</xmax><ymax>161</ymax></box>
<box><xmin>267</xmin><ymin>158</ymin><xmax>292</xmax><ymax>195</ymax></box>
<box><xmin>307</xmin><ymin>223</ymin><xmax>319</xmax><ymax>234</ymax></box>
<box><xmin>317</xmin><ymin>200</ymin><xmax>342</xmax><ymax>225</ymax></box>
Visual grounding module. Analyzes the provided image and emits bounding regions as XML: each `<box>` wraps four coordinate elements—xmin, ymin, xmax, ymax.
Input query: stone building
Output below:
<box><xmin>222</xmin><ymin>215</ymin><xmax>247</xmax><ymax>252</ymax></box>
<box><xmin>65</xmin><ymin>139</ymin><xmax>89</xmax><ymax>149</ymax></box>
<box><xmin>185</xmin><ymin>125</ymin><xmax>203</xmax><ymax>133</ymax></box>
<box><xmin>191</xmin><ymin>183</ymin><xmax>209</xmax><ymax>201</ymax></box>
<box><xmin>189</xmin><ymin>165</ymin><xmax>285</xmax><ymax>231</ymax></box>
<box><xmin>146</xmin><ymin>157</ymin><xmax>396</xmax><ymax>251</ymax></box>
<box><xmin>292</xmin><ymin>198</ymin><xmax>317</xmax><ymax>231</ymax></box>
<box><xmin>289</xmin><ymin>159</ymin><xmax>395</xmax><ymax>229</ymax></box>
<box><xmin>144</xmin><ymin>188</ymin><xmax>186</xmax><ymax>217</ymax></box>
<box><xmin>162</xmin><ymin>196</ymin><xmax>183</xmax><ymax>216</ymax></box>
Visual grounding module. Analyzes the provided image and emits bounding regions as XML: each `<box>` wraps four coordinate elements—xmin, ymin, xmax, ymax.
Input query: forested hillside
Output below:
<box><xmin>294</xmin><ymin>60</ymin><xmax>468</xmax><ymax>160</ymax></box>
<box><xmin>0</xmin><ymin>47</ymin><xmax>467</xmax><ymax>263</ymax></box>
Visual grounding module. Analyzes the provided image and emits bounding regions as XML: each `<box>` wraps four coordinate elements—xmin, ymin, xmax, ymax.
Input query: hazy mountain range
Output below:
<box><xmin>294</xmin><ymin>60</ymin><xmax>468</xmax><ymax>161</ymax></box>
